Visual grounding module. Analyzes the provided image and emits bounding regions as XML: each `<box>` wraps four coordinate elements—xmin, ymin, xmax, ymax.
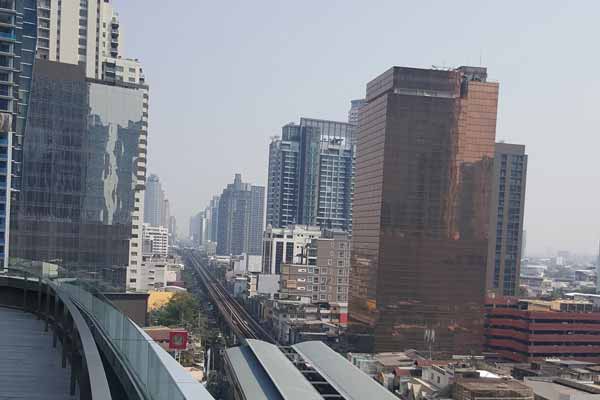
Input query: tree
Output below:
<box><xmin>151</xmin><ymin>292</ymin><xmax>199</xmax><ymax>328</ymax></box>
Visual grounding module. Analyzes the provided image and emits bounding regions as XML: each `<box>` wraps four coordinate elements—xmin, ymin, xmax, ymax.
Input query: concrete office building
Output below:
<box><xmin>266</xmin><ymin>118</ymin><xmax>356</xmax><ymax>232</ymax></box>
<box><xmin>348</xmin><ymin>99</ymin><xmax>366</xmax><ymax>126</ymax></box>
<box><xmin>144</xmin><ymin>174</ymin><xmax>163</xmax><ymax>227</ymax></box>
<box><xmin>168</xmin><ymin>215</ymin><xmax>177</xmax><ymax>241</ymax></box>
<box><xmin>349</xmin><ymin>66</ymin><xmax>498</xmax><ymax>354</ymax></box>
<box><xmin>216</xmin><ymin>174</ymin><xmax>264</xmax><ymax>256</ymax></box>
<box><xmin>189</xmin><ymin>211</ymin><xmax>205</xmax><ymax>245</ymax></box>
<box><xmin>262</xmin><ymin>225</ymin><xmax>321</xmax><ymax>274</ymax></box>
<box><xmin>486</xmin><ymin>143</ymin><xmax>528</xmax><ymax>297</ymax></box>
<box><xmin>161</xmin><ymin>197</ymin><xmax>170</xmax><ymax>231</ymax></box>
<box><xmin>280</xmin><ymin>230</ymin><xmax>351</xmax><ymax>304</ymax></box>
<box><xmin>142</xmin><ymin>224</ymin><xmax>169</xmax><ymax>257</ymax></box>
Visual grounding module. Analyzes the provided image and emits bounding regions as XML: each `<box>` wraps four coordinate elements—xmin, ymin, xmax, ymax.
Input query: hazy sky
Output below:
<box><xmin>115</xmin><ymin>0</ymin><xmax>600</xmax><ymax>256</ymax></box>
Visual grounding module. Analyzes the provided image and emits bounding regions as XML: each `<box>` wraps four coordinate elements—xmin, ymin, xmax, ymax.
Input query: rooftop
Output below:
<box><xmin>225</xmin><ymin>339</ymin><xmax>321</xmax><ymax>400</ymax></box>
<box><xmin>457</xmin><ymin>378</ymin><xmax>532</xmax><ymax>393</ymax></box>
<box><xmin>293</xmin><ymin>341</ymin><xmax>399</xmax><ymax>400</ymax></box>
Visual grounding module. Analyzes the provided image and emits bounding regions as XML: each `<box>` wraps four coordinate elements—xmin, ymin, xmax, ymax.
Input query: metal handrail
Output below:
<box><xmin>56</xmin><ymin>281</ymin><xmax>216</xmax><ymax>400</ymax></box>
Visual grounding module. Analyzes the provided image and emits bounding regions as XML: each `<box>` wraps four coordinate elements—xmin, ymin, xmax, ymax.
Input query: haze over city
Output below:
<box><xmin>113</xmin><ymin>0</ymin><xmax>600</xmax><ymax>256</ymax></box>
<box><xmin>6</xmin><ymin>1</ymin><xmax>600</xmax><ymax>398</ymax></box>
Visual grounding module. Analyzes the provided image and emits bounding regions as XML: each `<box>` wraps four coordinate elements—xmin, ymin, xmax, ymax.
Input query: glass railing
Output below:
<box><xmin>3</xmin><ymin>261</ymin><xmax>213</xmax><ymax>400</ymax></box>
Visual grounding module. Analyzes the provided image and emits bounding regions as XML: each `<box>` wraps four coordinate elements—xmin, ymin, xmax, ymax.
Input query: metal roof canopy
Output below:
<box><xmin>246</xmin><ymin>339</ymin><xmax>322</xmax><ymax>400</ymax></box>
<box><xmin>293</xmin><ymin>341</ymin><xmax>399</xmax><ymax>400</ymax></box>
<box><xmin>225</xmin><ymin>346</ymin><xmax>283</xmax><ymax>400</ymax></box>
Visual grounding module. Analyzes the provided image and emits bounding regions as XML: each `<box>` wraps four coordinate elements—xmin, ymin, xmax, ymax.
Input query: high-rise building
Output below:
<box><xmin>0</xmin><ymin>0</ymin><xmax>38</xmax><ymax>268</ymax></box>
<box><xmin>348</xmin><ymin>99</ymin><xmax>366</xmax><ymax>126</ymax></box>
<box><xmin>349</xmin><ymin>66</ymin><xmax>498</xmax><ymax>354</ymax></box>
<box><xmin>486</xmin><ymin>143</ymin><xmax>528</xmax><ymax>297</ymax></box>
<box><xmin>168</xmin><ymin>215</ymin><xmax>177</xmax><ymax>241</ymax></box>
<box><xmin>8</xmin><ymin>0</ymin><xmax>148</xmax><ymax>289</ymax></box>
<box><xmin>216</xmin><ymin>174</ymin><xmax>264</xmax><ymax>256</ymax></box>
<box><xmin>35</xmin><ymin>0</ymin><xmax>125</xmax><ymax>80</ymax></box>
<box><xmin>161</xmin><ymin>197</ymin><xmax>170</xmax><ymax>230</ymax></box>
<box><xmin>266</xmin><ymin>118</ymin><xmax>356</xmax><ymax>232</ymax></box>
<box><xmin>208</xmin><ymin>195</ymin><xmax>220</xmax><ymax>243</ymax></box>
<box><xmin>262</xmin><ymin>225</ymin><xmax>322</xmax><ymax>274</ymax></box>
<box><xmin>144</xmin><ymin>174</ymin><xmax>162</xmax><ymax>226</ymax></box>
<box><xmin>10</xmin><ymin>59</ymin><xmax>148</xmax><ymax>286</ymax></box>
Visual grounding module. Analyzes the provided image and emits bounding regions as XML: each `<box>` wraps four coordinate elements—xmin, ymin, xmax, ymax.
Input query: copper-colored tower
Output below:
<box><xmin>349</xmin><ymin>66</ymin><xmax>498</xmax><ymax>354</ymax></box>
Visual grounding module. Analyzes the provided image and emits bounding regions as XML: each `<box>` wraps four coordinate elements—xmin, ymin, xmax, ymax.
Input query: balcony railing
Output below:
<box><xmin>2</xmin><ymin>262</ymin><xmax>216</xmax><ymax>400</ymax></box>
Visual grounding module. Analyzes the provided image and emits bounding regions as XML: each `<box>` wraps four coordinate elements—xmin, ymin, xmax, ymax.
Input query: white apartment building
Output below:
<box><xmin>262</xmin><ymin>225</ymin><xmax>321</xmax><ymax>274</ymax></box>
<box><xmin>142</xmin><ymin>224</ymin><xmax>169</xmax><ymax>257</ymax></box>
<box><xmin>128</xmin><ymin>254</ymin><xmax>182</xmax><ymax>292</ymax></box>
<box><xmin>37</xmin><ymin>0</ymin><xmax>124</xmax><ymax>79</ymax></box>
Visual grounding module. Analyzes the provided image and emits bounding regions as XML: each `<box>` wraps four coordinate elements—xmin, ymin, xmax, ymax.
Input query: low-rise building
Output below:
<box><xmin>454</xmin><ymin>378</ymin><xmax>533</xmax><ymax>400</ymax></box>
<box><xmin>280</xmin><ymin>230</ymin><xmax>351</xmax><ymax>303</ymax></box>
<box><xmin>524</xmin><ymin>377</ymin><xmax>600</xmax><ymax>400</ymax></box>
<box><xmin>232</xmin><ymin>253</ymin><xmax>262</xmax><ymax>274</ymax></box>
<box><xmin>262</xmin><ymin>225</ymin><xmax>321</xmax><ymax>274</ymax></box>
<box><xmin>270</xmin><ymin>298</ymin><xmax>343</xmax><ymax>345</ymax></box>
<box><xmin>131</xmin><ymin>254</ymin><xmax>183</xmax><ymax>292</ymax></box>
<box><xmin>348</xmin><ymin>352</ymin><xmax>415</xmax><ymax>377</ymax></box>
<box><xmin>142</xmin><ymin>223</ymin><xmax>169</xmax><ymax>257</ymax></box>
<box><xmin>486</xmin><ymin>298</ymin><xmax>600</xmax><ymax>363</ymax></box>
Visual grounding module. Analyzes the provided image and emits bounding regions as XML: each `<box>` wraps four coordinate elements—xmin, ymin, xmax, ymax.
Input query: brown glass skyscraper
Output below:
<box><xmin>349</xmin><ymin>66</ymin><xmax>498</xmax><ymax>354</ymax></box>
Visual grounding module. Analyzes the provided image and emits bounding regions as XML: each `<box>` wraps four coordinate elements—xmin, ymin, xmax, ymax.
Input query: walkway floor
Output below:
<box><xmin>0</xmin><ymin>307</ymin><xmax>76</xmax><ymax>400</ymax></box>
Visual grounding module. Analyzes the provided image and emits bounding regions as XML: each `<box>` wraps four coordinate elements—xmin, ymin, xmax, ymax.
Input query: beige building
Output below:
<box><xmin>280</xmin><ymin>231</ymin><xmax>350</xmax><ymax>303</ymax></box>
<box><xmin>37</xmin><ymin>0</ymin><xmax>124</xmax><ymax>79</ymax></box>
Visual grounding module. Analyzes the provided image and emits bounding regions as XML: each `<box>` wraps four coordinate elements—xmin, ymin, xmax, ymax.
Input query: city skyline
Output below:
<box><xmin>115</xmin><ymin>0</ymin><xmax>600</xmax><ymax>255</ymax></box>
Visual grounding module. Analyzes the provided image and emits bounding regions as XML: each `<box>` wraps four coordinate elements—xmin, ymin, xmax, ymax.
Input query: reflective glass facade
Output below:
<box><xmin>10</xmin><ymin>59</ymin><xmax>147</xmax><ymax>289</ymax></box>
<box><xmin>349</xmin><ymin>66</ymin><xmax>498</xmax><ymax>354</ymax></box>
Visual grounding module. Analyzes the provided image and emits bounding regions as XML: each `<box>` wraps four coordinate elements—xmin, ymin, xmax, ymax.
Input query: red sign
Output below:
<box><xmin>169</xmin><ymin>331</ymin><xmax>188</xmax><ymax>350</ymax></box>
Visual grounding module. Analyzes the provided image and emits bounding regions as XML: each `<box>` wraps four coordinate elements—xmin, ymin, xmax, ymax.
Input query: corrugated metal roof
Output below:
<box><xmin>225</xmin><ymin>346</ymin><xmax>283</xmax><ymax>400</ymax></box>
<box><xmin>293</xmin><ymin>341</ymin><xmax>398</xmax><ymax>400</ymax></box>
<box><xmin>246</xmin><ymin>339</ymin><xmax>322</xmax><ymax>400</ymax></box>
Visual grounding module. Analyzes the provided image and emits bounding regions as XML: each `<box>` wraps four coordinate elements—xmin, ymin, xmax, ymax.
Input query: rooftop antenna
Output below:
<box><xmin>479</xmin><ymin>49</ymin><xmax>483</xmax><ymax>66</ymax></box>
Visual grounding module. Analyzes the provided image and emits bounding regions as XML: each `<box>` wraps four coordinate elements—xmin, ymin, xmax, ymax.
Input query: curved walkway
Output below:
<box><xmin>0</xmin><ymin>307</ymin><xmax>75</xmax><ymax>400</ymax></box>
